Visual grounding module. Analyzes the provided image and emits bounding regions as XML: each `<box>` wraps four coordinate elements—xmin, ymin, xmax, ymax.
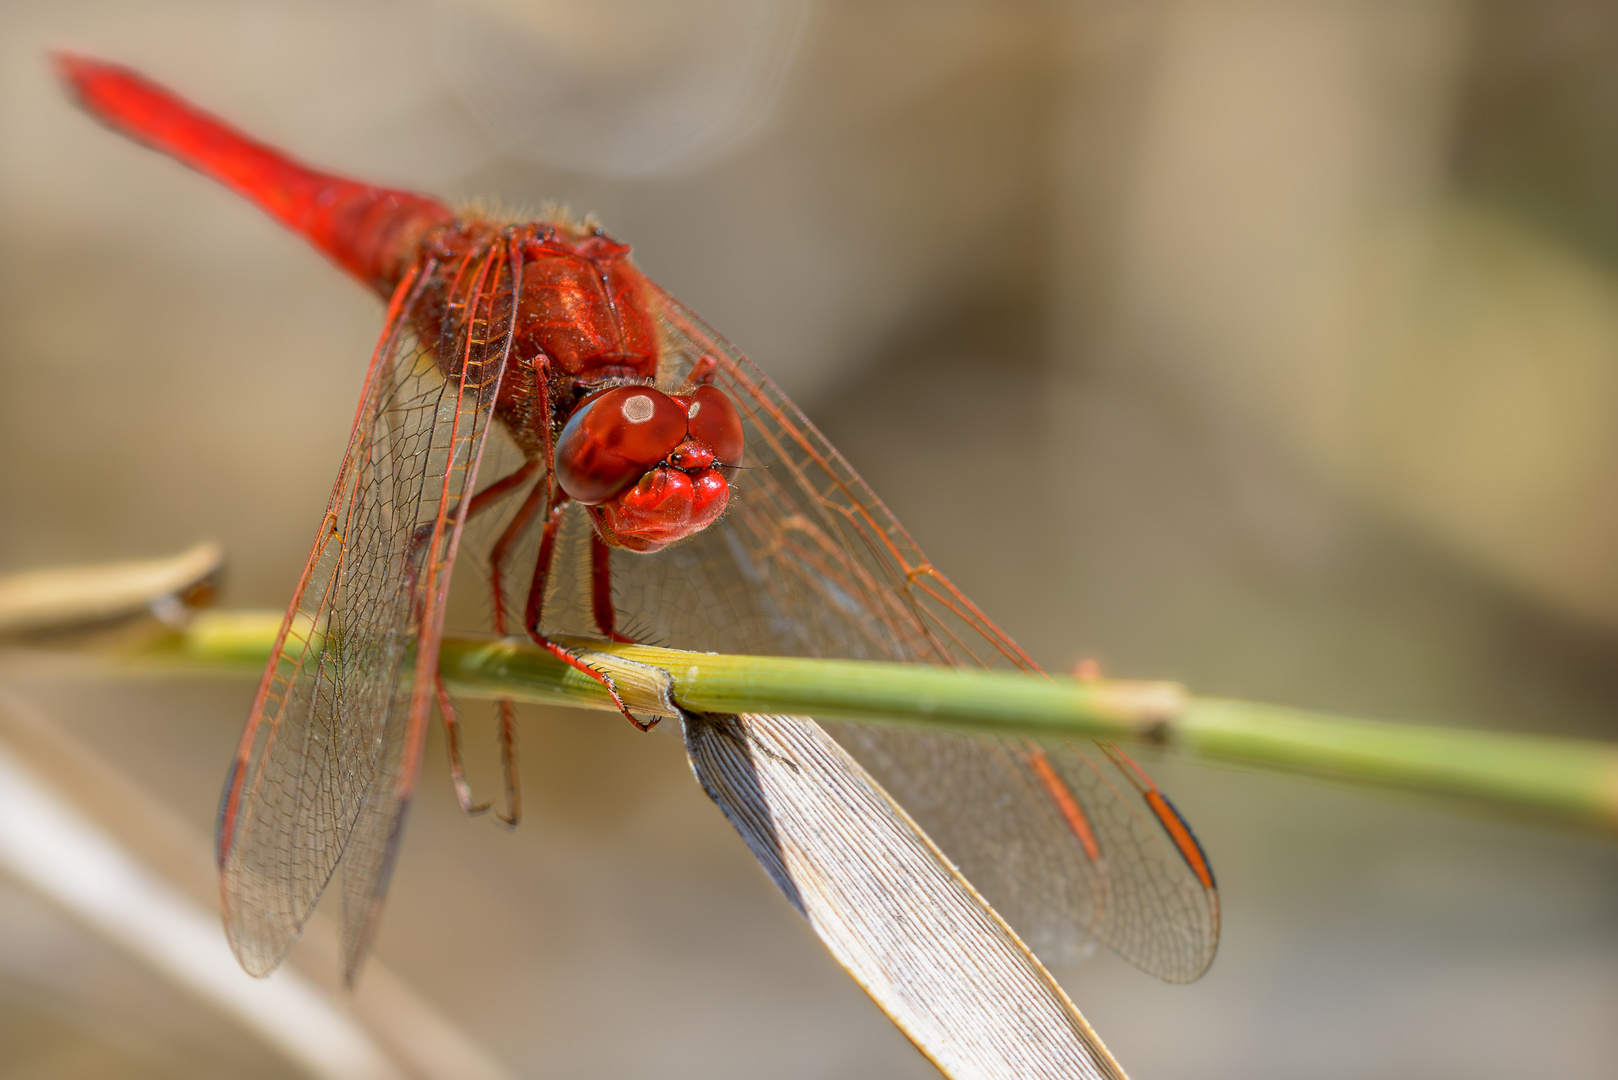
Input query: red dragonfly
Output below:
<box><xmin>57</xmin><ymin>55</ymin><xmax>1218</xmax><ymax>995</ymax></box>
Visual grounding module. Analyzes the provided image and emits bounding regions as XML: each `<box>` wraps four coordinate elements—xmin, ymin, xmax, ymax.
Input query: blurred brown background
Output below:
<box><xmin>2</xmin><ymin>0</ymin><xmax>1617</xmax><ymax>1076</ymax></box>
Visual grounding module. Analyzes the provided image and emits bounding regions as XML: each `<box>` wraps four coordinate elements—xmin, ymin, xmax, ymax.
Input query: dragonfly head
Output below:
<box><xmin>554</xmin><ymin>383</ymin><xmax>744</xmax><ymax>553</ymax></box>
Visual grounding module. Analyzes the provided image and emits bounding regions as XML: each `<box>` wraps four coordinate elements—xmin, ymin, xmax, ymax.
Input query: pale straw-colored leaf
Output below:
<box><xmin>0</xmin><ymin>542</ymin><xmax>222</xmax><ymax>637</ymax></box>
<box><xmin>0</xmin><ymin>690</ymin><xmax>512</xmax><ymax>1080</ymax></box>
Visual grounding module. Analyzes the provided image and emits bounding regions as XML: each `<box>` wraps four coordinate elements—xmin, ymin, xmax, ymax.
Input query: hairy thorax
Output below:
<box><xmin>413</xmin><ymin>218</ymin><xmax>662</xmax><ymax>458</ymax></box>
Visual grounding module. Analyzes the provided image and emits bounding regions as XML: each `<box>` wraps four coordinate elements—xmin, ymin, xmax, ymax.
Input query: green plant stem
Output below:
<box><xmin>149</xmin><ymin>610</ymin><xmax>1618</xmax><ymax>835</ymax></box>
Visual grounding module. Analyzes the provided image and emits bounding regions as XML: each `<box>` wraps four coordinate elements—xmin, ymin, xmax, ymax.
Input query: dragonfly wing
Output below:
<box><xmin>831</xmin><ymin>725</ymin><xmax>1219</xmax><ymax>982</ymax></box>
<box><xmin>546</xmin><ymin>285</ymin><xmax>1220</xmax><ymax>982</ymax></box>
<box><xmin>686</xmin><ymin>712</ymin><xmax>1128</xmax><ymax>1080</ymax></box>
<box><xmin>219</xmin><ymin>243</ymin><xmax>519</xmax><ymax>980</ymax></box>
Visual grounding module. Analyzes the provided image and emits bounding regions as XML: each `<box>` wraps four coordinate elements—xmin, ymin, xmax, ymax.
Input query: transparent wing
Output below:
<box><xmin>219</xmin><ymin>242</ymin><xmax>518</xmax><ymax>981</ymax></box>
<box><xmin>527</xmin><ymin>285</ymin><xmax>1219</xmax><ymax>982</ymax></box>
<box><xmin>686</xmin><ymin>712</ymin><xmax>1128</xmax><ymax>1080</ymax></box>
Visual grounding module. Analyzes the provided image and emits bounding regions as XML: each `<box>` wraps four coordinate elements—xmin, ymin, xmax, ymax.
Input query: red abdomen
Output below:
<box><xmin>55</xmin><ymin>53</ymin><xmax>452</xmax><ymax>295</ymax></box>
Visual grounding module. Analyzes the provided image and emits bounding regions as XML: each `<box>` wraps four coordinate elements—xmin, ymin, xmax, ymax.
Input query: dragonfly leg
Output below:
<box><xmin>488</xmin><ymin>473</ymin><xmax>547</xmax><ymax>635</ymax></box>
<box><xmin>523</xmin><ymin>487</ymin><xmax>655</xmax><ymax>731</ymax></box>
<box><xmin>401</xmin><ymin>457</ymin><xmax>543</xmax><ymax>820</ymax></box>
<box><xmin>459</xmin><ymin>350</ymin><xmax>557</xmax><ymax>825</ymax></box>
<box><xmin>466</xmin><ymin>458</ymin><xmax>540</xmax><ymax>521</ymax></box>
<box><xmin>405</xmin><ymin>459</ymin><xmax>535</xmax><ymax>557</ymax></box>
<box><xmin>682</xmin><ymin>353</ymin><xmax>720</xmax><ymax>387</ymax></box>
<box><xmin>495</xmin><ymin>699</ymin><xmax>520</xmax><ymax>828</ymax></box>
<box><xmin>434</xmin><ymin>674</ymin><xmax>491</xmax><ymax>816</ymax></box>
<box><xmin>401</xmin><ymin>457</ymin><xmax>539</xmax><ymax>619</ymax></box>
<box><xmin>480</xmin><ymin>473</ymin><xmax>548</xmax><ymax>827</ymax></box>
<box><xmin>590</xmin><ymin>533</ymin><xmax>636</xmax><ymax>644</ymax></box>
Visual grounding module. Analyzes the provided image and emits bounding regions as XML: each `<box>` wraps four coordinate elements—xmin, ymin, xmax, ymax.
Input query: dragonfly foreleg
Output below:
<box><xmin>680</xmin><ymin>353</ymin><xmax>720</xmax><ymax>388</ymax></box>
<box><xmin>523</xmin><ymin>486</ymin><xmax>656</xmax><ymax>732</ymax></box>
<box><xmin>590</xmin><ymin>534</ymin><xmax>636</xmax><ymax>644</ymax></box>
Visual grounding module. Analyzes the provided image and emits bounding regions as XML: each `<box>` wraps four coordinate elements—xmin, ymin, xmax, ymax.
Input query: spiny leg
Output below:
<box><xmin>494</xmin><ymin>700</ymin><xmax>520</xmax><ymax>828</ymax></box>
<box><xmin>402</xmin><ymin>458</ymin><xmax>537</xmax><ymax>618</ymax></box>
<box><xmin>590</xmin><ymin>534</ymin><xmax>636</xmax><ymax>644</ymax></box>
<box><xmin>434</xmin><ymin>675</ymin><xmax>490</xmax><ymax>816</ymax></box>
<box><xmin>470</xmin><ymin>355</ymin><xmax>562</xmax><ymax>824</ymax></box>
<box><xmin>425</xmin><ymin>457</ymin><xmax>538</xmax><ymax>819</ymax></box>
<box><xmin>467</xmin><ymin>458</ymin><xmax>540</xmax><ymax>519</ymax></box>
<box><xmin>489</xmin><ymin>475</ymin><xmax>547</xmax><ymax>635</ymax></box>
<box><xmin>480</xmin><ymin>475</ymin><xmax>549</xmax><ymax>826</ymax></box>
<box><xmin>683</xmin><ymin>353</ymin><xmax>719</xmax><ymax>387</ymax></box>
<box><xmin>523</xmin><ymin>488</ymin><xmax>654</xmax><ymax>731</ymax></box>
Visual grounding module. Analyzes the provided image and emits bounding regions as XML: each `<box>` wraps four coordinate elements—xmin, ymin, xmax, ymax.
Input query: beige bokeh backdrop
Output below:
<box><xmin>1</xmin><ymin>1</ymin><xmax>1615</xmax><ymax>1077</ymax></box>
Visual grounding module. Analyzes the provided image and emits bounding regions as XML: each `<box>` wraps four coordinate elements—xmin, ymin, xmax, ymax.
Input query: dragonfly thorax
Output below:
<box><xmin>509</xmin><ymin>224</ymin><xmax>660</xmax><ymax>380</ymax></box>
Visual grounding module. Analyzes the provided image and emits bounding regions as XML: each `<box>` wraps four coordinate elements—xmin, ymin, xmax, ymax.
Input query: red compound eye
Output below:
<box><xmin>554</xmin><ymin>386</ymin><xmax>688</xmax><ymax>504</ymax></box>
<box><xmin>681</xmin><ymin>384</ymin><xmax>744</xmax><ymax>465</ymax></box>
